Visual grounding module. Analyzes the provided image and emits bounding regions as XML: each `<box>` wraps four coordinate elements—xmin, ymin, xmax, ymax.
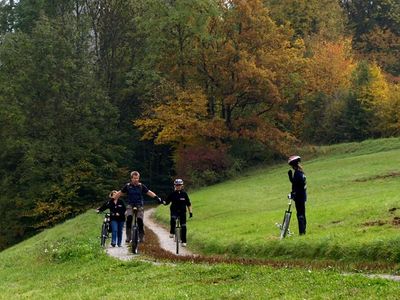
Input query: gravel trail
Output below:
<box><xmin>105</xmin><ymin>207</ymin><xmax>193</xmax><ymax>261</ymax></box>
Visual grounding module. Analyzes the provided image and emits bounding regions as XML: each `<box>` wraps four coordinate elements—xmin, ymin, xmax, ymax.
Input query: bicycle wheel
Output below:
<box><xmin>100</xmin><ymin>223</ymin><xmax>107</xmax><ymax>247</ymax></box>
<box><xmin>280</xmin><ymin>212</ymin><xmax>291</xmax><ymax>239</ymax></box>
<box><xmin>131</xmin><ymin>225</ymin><xmax>139</xmax><ymax>254</ymax></box>
<box><xmin>175</xmin><ymin>226</ymin><xmax>180</xmax><ymax>254</ymax></box>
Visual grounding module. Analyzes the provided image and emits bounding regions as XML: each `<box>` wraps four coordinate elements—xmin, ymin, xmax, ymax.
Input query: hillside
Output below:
<box><xmin>1</xmin><ymin>137</ymin><xmax>400</xmax><ymax>299</ymax></box>
<box><xmin>155</xmin><ymin>138</ymin><xmax>400</xmax><ymax>263</ymax></box>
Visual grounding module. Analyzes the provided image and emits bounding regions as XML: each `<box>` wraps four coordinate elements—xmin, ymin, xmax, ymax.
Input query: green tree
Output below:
<box><xmin>341</xmin><ymin>0</ymin><xmax>400</xmax><ymax>75</ymax></box>
<box><xmin>266</xmin><ymin>0</ymin><xmax>346</xmax><ymax>40</ymax></box>
<box><xmin>341</xmin><ymin>61</ymin><xmax>390</xmax><ymax>141</ymax></box>
<box><xmin>0</xmin><ymin>15</ymin><xmax>121</xmax><ymax>248</ymax></box>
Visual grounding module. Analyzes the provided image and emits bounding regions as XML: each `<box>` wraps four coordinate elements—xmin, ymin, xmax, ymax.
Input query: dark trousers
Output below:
<box><xmin>170</xmin><ymin>211</ymin><xmax>187</xmax><ymax>243</ymax></box>
<box><xmin>295</xmin><ymin>200</ymin><xmax>307</xmax><ymax>235</ymax></box>
<box><xmin>125</xmin><ymin>206</ymin><xmax>145</xmax><ymax>241</ymax></box>
<box><xmin>111</xmin><ymin>220</ymin><xmax>124</xmax><ymax>246</ymax></box>
<box><xmin>126</xmin><ymin>216</ymin><xmax>144</xmax><ymax>234</ymax></box>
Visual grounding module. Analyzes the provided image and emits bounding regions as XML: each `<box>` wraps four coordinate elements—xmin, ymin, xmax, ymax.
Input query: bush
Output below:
<box><xmin>175</xmin><ymin>145</ymin><xmax>231</xmax><ymax>186</ymax></box>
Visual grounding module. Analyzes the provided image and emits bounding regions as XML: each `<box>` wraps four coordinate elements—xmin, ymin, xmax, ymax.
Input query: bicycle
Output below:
<box><xmin>100</xmin><ymin>212</ymin><xmax>111</xmax><ymax>247</ymax></box>
<box><xmin>174</xmin><ymin>215</ymin><xmax>181</xmax><ymax>254</ymax></box>
<box><xmin>130</xmin><ymin>207</ymin><xmax>140</xmax><ymax>254</ymax></box>
<box><xmin>278</xmin><ymin>193</ymin><xmax>293</xmax><ymax>239</ymax></box>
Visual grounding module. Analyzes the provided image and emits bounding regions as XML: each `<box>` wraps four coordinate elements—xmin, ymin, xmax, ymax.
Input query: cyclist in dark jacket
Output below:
<box><xmin>96</xmin><ymin>190</ymin><xmax>126</xmax><ymax>247</ymax></box>
<box><xmin>288</xmin><ymin>155</ymin><xmax>307</xmax><ymax>235</ymax></box>
<box><xmin>115</xmin><ymin>171</ymin><xmax>162</xmax><ymax>243</ymax></box>
<box><xmin>165</xmin><ymin>179</ymin><xmax>192</xmax><ymax>247</ymax></box>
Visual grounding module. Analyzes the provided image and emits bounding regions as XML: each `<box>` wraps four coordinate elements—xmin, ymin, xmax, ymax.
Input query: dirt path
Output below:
<box><xmin>145</xmin><ymin>208</ymin><xmax>194</xmax><ymax>256</ymax></box>
<box><xmin>104</xmin><ymin>229</ymin><xmax>133</xmax><ymax>261</ymax></box>
<box><xmin>104</xmin><ymin>208</ymin><xmax>400</xmax><ymax>282</ymax></box>
<box><xmin>105</xmin><ymin>207</ymin><xmax>193</xmax><ymax>261</ymax></box>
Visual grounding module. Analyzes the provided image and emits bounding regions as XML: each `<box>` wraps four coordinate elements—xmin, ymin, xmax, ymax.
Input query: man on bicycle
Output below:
<box><xmin>115</xmin><ymin>171</ymin><xmax>162</xmax><ymax>243</ymax></box>
<box><xmin>165</xmin><ymin>178</ymin><xmax>192</xmax><ymax>247</ymax></box>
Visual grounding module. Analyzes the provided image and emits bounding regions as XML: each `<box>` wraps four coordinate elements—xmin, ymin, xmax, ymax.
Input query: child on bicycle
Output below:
<box><xmin>164</xmin><ymin>179</ymin><xmax>192</xmax><ymax>247</ymax></box>
<box><xmin>96</xmin><ymin>190</ymin><xmax>126</xmax><ymax>247</ymax></box>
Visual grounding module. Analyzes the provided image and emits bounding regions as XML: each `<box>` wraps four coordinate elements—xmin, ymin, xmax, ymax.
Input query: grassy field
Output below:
<box><xmin>1</xmin><ymin>137</ymin><xmax>400</xmax><ymax>299</ymax></box>
<box><xmin>155</xmin><ymin>138</ymin><xmax>400</xmax><ymax>263</ymax></box>
<box><xmin>1</xmin><ymin>210</ymin><xmax>400</xmax><ymax>299</ymax></box>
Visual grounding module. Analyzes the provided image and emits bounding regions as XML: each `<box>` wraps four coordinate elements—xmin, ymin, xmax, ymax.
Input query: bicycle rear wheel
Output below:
<box><xmin>131</xmin><ymin>225</ymin><xmax>139</xmax><ymax>254</ymax></box>
<box><xmin>175</xmin><ymin>226</ymin><xmax>181</xmax><ymax>254</ymax></box>
<box><xmin>100</xmin><ymin>223</ymin><xmax>107</xmax><ymax>247</ymax></box>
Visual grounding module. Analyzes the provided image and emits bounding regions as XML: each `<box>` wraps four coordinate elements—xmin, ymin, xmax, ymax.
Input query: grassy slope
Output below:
<box><xmin>156</xmin><ymin>138</ymin><xmax>400</xmax><ymax>263</ymax></box>
<box><xmin>1</xmin><ymin>138</ymin><xmax>400</xmax><ymax>299</ymax></box>
<box><xmin>1</xmin><ymin>210</ymin><xmax>399</xmax><ymax>299</ymax></box>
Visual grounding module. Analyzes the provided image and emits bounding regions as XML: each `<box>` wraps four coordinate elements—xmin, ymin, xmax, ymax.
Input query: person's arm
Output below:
<box><xmin>114</xmin><ymin>190</ymin><xmax>126</xmax><ymax>200</ymax></box>
<box><xmin>115</xmin><ymin>184</ymin><xmax>128</xmax><ymax>200</ymax></box>
<box><xmin>288</xmin><ymin>170</ymin><xmax>293</xmax><ymax>183</ymax></box>
<box><xmin>146</xmin><ymin>190</ymin><xmax>163</xmax><ymax>204</ymax></box>
<box><xmin>96</xmin><ymin>200</ymin><xmax>110</xmax><ymax>213</ymax></box>
<box><xmin>186</xmin><ymin>193</ymin><xmax>193</xmax><ymax>217</ymax></box>
<box><xmin>165</xmin><ymin>192</ymin><xmax>172</xmax><ymax>205</ymax></box>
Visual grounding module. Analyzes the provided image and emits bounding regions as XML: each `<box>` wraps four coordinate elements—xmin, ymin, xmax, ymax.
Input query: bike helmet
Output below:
<box><xmin>288</xmin><ymin>155</ymin><xmax>301</xmax><ymax>166</ymax></box>
<box><xmin>174</xmin><ymin>178</ymin><xmax>184</xmax><ymax>185</ymax></box>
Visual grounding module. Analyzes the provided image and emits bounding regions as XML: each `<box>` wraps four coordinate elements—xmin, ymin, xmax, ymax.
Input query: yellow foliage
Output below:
<box><xmin>358</xmin><ymin>64</ymin><xmax>390</xmax><ymax>107</ymax></box>
<box><xmin>135</xmin><ymin>87</ymin><xmax>209</xmax><ymax>146</ymax></box>
<box><xmin>306</xmin><ymin>38</ymin><xmax>355</xmax><ymax>96</ymax></box>
<box><xmin>376</xmin><ymin>83</ymin><xmax>400</xmax><ymax>136</ymax></box>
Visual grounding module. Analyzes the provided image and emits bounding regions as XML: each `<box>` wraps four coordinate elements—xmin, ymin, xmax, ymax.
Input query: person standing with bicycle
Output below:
<box><xmin>165</xmin><ymin>179</ymin><xmax>192</xmax><ymax>247</ymax></box>
<box><xmin>96</xmin><ymin>190</ymin><xmax>126</xmax><ymax>247</ymax></box>
<box><xmin>115</xmin><ymin>171</ymin><xmax>162</xmax><ymax>243</ymax></box>
<box><xmin>288</xmin><ymin>155</ymin><xmax>307</xmax><ymax>235</ymax></box>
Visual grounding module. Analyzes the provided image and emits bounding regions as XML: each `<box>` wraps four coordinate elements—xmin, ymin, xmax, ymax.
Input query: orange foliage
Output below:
<box><xmin>306</xmin><ymin>39</ymin><xmax>355</xmax><ymax>96</ymax></box>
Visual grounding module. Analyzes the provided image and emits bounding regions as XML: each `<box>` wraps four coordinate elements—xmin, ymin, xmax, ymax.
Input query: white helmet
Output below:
<box><xmin>288</xmin><ymin>155</ymin><xmax>301</xmax><ymax>166</ymax></box>
<box><xmin>174</xmin><ymin>178</ymin><xmax>184</xmax><ymax>185</ymax></box>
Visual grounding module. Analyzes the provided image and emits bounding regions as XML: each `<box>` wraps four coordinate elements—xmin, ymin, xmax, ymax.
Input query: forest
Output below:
<box><xmin>0</xmin><ymin>0</ymin><xmax>399</xmax><ymax>250</ymax></box>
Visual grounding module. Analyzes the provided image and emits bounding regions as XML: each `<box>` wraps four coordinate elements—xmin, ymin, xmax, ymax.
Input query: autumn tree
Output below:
<box><xmin>301</xmin><ymin>38</ymin><xmax>355</xmax><ymax>143</ymax></box>
<box><xmin>378</xmin><ymin>83</ymin><xmax>400</xmax><ymax>136</ymax></box>
<box><xmin>340</xmin><ymin>61</ymin><xmax>390</xmax><ymax>141</ymax></box>
<box><xmin>134</xmin><ymin>0</ymin><xmax>305</xmax><ymax>184</ymax></box>
<box><xmin>199</xmin><ymin>0</ymin><xmax>305</xmax><ymax>149</ymax></box>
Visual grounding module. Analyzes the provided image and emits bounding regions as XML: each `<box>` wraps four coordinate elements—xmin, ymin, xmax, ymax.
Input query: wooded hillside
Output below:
<box><xmin>0</xmin><ymin>0</ymin><xmax>399</xmax><ymax>250</ymax></box>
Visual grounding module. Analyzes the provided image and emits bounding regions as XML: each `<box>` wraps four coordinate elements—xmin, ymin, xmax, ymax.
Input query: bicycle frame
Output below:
<box><xmin>279</xmin><ymin>194</ymin><xmax>293</xmax><ymax>239</ymax></box>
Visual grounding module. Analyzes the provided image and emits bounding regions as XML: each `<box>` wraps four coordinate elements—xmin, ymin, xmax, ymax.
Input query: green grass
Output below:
<box><xmin>2</xmin><ymin>137</ymin><xmax>400</xmax><ymax>299</ymax></box>
<box><xmin>1</xmin><ymin>210</ymin><xmax>400</xmax><ymax>299</ymax></box>
<box><xmin>155</xmin><ymin>137</ymin><xmax>400</xmax><ymax>263</ymax></box>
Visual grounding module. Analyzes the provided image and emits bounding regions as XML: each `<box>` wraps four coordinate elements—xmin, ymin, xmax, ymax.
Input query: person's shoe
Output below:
<box><xmin>117</xmin><ymin>245</ymin><xmax>122</xmax><ymax>247</ymax></box>
<box><xmin>169</xmin><ymin>234</ymin><xmax>174</xmax><ymax>238</ymax></box>
<box><xmin>125</xmin><ymin>239</ymin><xmax>130</xmax><ymax>243</ymax></box>
<box><xmin>181</xmin><ymin>243</ymin><xmax>187</xmax><ymax>247</ymax></box>
<box><xmin>111</xmin><ymin>243</ymin><xmax>116</xmax><ymax>247</ymax></box>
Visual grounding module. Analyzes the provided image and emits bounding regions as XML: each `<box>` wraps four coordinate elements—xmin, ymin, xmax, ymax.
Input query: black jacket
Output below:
<box><xmin>289</xmin><ymin>169</ymin><xmax>307</xmax><ymax>202</ymax></box>
<box><xmin>166</xmin><ymin>190</ymin><xmax>191</xmax><ymax>214</ymax></box>
<box><xmin>98</xmin><ymin>199</ymin><xmax>126</xmax><ymax>221</ymax></box>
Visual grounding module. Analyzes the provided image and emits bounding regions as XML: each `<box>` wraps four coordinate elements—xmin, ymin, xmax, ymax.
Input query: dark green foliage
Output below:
<box><xmin>266</xmin><ymin>0</ymin><xmax>345</xmax><ymax>40</ymax></box>
<box><xmin>0</xmin><ymin>13</ymin><xmax>123</xmax><ymax>249</ymax></box>
<box><xmin>341</xmin><ymin>0</ymin><xmax>400</xmax><ymax>76</ymax></box>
